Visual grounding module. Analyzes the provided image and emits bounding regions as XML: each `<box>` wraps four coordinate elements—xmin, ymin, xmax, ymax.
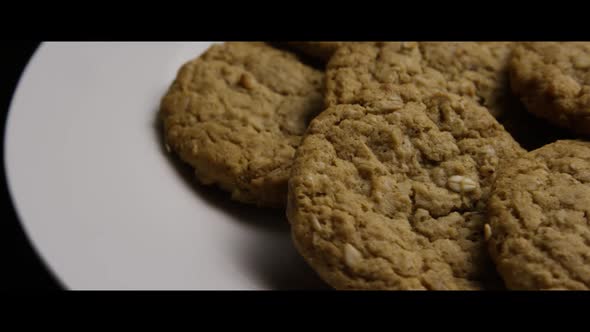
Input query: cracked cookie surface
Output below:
<box><xmin>510</xmin><ymin>42</ymin><xmax>590</xmax><ymax>136</ymax></box>
<box><xmin>487</xmin><ymin>140</ymin><xmax>590</xmax><ymax>290</ymax></box>
<box><xmin>325</xmin><ymin>41</ymin><xmax>574</xmax><ymax>151</ymax></box>
<box><xmin>325</xmin><ymin>42</ymin><xmax>514</xmax><ymax>119</ymax></box>
<box><xmin>160</xmin><ymin>42</ymin><xmax>324</xmax><ymax>207</ymax></box>
<box><xmin>287</xmin><ymin>89</ymin><xmax>525</xmax><ymax>290</ymax></box>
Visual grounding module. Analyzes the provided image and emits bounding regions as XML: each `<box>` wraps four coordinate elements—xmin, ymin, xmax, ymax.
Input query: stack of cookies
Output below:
<box><xmin>160</xmin><ymin>41</ymin><xmax>590</xmax><ymax>290</ymax></box>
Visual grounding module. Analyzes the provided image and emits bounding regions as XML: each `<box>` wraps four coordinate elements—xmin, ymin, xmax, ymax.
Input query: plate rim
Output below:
<box><xmin>4</xmin><ymin>42</ymin><xmax>68</xmax><ymax>289</ymax></box>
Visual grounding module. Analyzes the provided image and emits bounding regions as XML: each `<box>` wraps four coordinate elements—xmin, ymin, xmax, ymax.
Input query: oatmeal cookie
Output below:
<box><xmin>510</xmin><ymin>42</ymin><xmax>590</xmax><ymax>136</ymax></box>
<box><xmin>325</xmin><ymin>42</ymin><xmax>514</xmax><ymax>119</ymax></box>
<box><xmin>160</xmin><ymin>42</ymin><xmax>324</xmax><ymax>207</ymax></box>
<box><xmin>487</xmin><ymin>140</ymin><xmax>590</xmax><ymax>290</ymax></box>
<box><xmin>287</xmin><ymin>89</ymin><xmax>525</xmax><ymax>289</ymax></box>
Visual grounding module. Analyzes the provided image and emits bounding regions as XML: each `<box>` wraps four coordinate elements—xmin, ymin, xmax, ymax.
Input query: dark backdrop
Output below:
<box><xmin>1</xmin><ymin>41</ymin><xmax>62</xmax><ymax>290</ymax></box>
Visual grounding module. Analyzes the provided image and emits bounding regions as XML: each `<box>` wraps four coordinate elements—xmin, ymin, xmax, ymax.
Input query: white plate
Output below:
<box><xmin>4</xmin><ymin>42</ymin><xmax>327</xmax><ymax>290</ymax></box>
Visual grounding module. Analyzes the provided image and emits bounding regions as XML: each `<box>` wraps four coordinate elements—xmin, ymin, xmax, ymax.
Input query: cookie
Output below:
<box><xmin>160</xmin><ymin>42</ymin><xmax>324</xmax><ymax>207</ymax></box>
<box><xmin>325</xmin><ymin>42</ymin><xmax>515</xmax><ymax>119</ymax></box>
<box><xmin>510</xmin><ymin>42</ymin><xmax>590</xmax><ymax>136</ymax></box>
<box><xmin>486</xmin><ymin>140</ymin><xmax>590</xmax><ymax>290</ymax></box>
<box><xmin>287</xmin><ymin>88</ymin><xmax>525</xmax><ymax>290</ymax></box>
<box><xmin>421</xmin><ymin>42</ymin><xmax>515</xmax><ymax>119</ymax></box>
<box><xmin>325</xmin><ymin>41</ymin><xmax>575</xmax><ymax>151</ymax></box>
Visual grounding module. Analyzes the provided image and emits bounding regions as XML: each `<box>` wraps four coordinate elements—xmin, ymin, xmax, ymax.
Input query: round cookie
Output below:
<box><xmin>510</xmin><ymin>42</ymin><xmax>590</xmax><ymax>136</ymax></box>
<box><xmin>160</xmin><ymin>42</ymin><xmax>324</xmax><ymax>207</ymax></box>
<box><xmin>287</xmin><ymin>88</ymin><xmax>525</xmax><ymax>290</ymax></box>
<box><xmin>486</xmin><ymin>140</ymin><xmax>590</xmax><ymax>290</ymax></box>
<box><xmin>325</xmin><ymin>41</ymin><xmax>577</xmax><ymax>151</ymax></box>
<box><xmin>325</xmin><ymin>42</ymin><xmax>514</xmax><ymax>119</ymax></box>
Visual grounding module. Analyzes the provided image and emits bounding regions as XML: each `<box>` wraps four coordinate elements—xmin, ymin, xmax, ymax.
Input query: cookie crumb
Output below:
<box><xmin>484</xmin><ymin>224</ymin><xmax>492</xmax><ymax>241</ymax></box>
<box><xmin>448</xmin><ymin>175</ymin><xmax>478</xmax><ymax>193</ymax></box>
<box><xmin>483</xmin><ymin>146</ymin><xmax>496</xmax><ymax>157</ymax></box>
<box><xmin>311</xmin><ymin>216</ymin><xmax>322</xmax><ymax>231</ymax></box>
<box><xmin>239</xmin><ymin>73</ymin><xmax>256</xmax><ymax>90</ymax></box>
<box><xmin>373</xmin><ymin>95</ymin><xmax>404</xmax><ymax>111</ymax></box>
<box><xmin>344</xmin><ymin>243</ymin><xmax>362</xmax><ymax>268</ymax></box>
<box><xmin>304</xmin><ymin>174</ymin><xmax>316</xmax><ymax>185</ymax></box>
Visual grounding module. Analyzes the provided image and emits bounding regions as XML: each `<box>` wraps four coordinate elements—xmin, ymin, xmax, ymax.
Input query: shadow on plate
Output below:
<box><xmin>152</xmin><ymin>111</ymin><xmax>330</xmax><ymax>290</ymax></box>
<box><xmin>236</xmin><ymin>229</ymin><xmax>331</xmax><ymax>290</ymax></box>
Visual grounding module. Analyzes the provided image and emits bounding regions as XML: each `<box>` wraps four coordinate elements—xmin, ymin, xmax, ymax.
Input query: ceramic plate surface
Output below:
<box><xmin>5</xmin><ymin>42</ymin><xmax>325</xmax><ymax>290</ymax></box>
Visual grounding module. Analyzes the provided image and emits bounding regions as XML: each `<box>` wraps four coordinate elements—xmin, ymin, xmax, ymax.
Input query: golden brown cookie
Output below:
<box><xmin>421</xmin><ymin>42</ymin><xmax>514</xmax><ymax>118</ymax></box>
<box><xmin>325</xmin><ymin>42</ymin><xmax>515</xmax><ymax>119</ymax></box>
<box><xmin>160</xmin><ymin>42</ymin><xmax>324</xmax><ymax>207</ymax></box>
<box><xmin>510</xmin><ymin>42</ymin><xmax>590</xmax><ymax>136</ymax></box>
<box><xmin>287</xmin><ymin>88</ymin><xmax>525</xmax><ymax>290</ymax></box>
<box><xmin>325</xmin><ymin>41</ymin><xmax>576</xmax><ymax>151</ymax></box>
<box><xmin>487</xmin><ymin>140</ymin><xmax>590</xmax><ymax>290</ymax></box>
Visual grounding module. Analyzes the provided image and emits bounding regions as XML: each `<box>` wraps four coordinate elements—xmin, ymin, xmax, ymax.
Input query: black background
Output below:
<box><xmin>1</xmin><ymin>41</ymin><xmax>62</xmax><ymax>290</ymax></box>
